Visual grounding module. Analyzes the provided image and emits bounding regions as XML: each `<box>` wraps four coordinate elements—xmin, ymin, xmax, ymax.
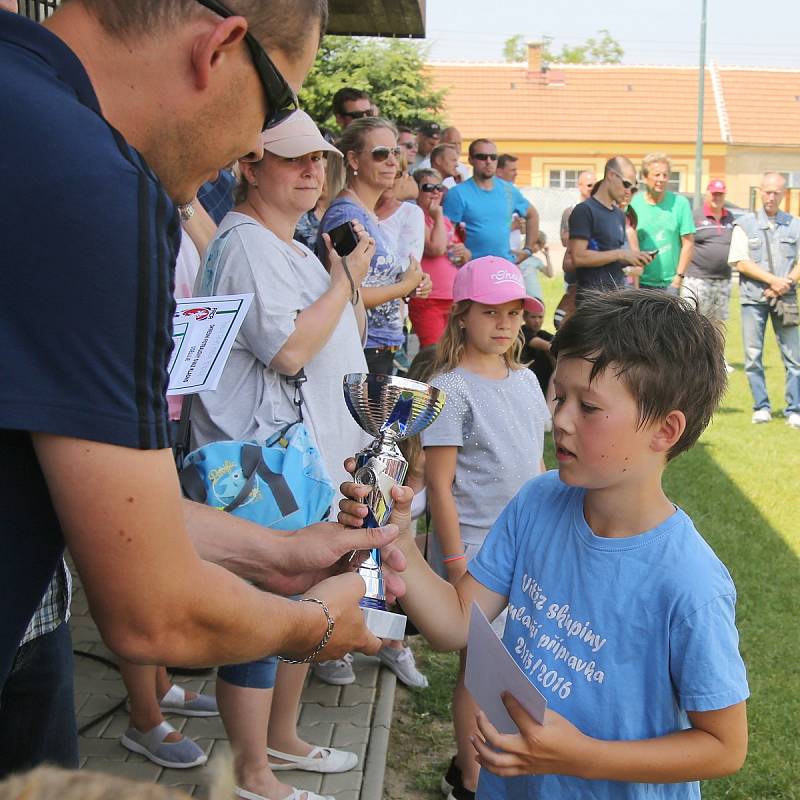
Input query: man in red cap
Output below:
<box><xmin>682</xmin><ymin>179</ymin><xmax>736</xmax><ymax>371</ymax></box>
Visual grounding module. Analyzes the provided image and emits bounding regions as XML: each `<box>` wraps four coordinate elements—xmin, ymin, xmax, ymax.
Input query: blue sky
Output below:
<box><xmin>423</xmin><ymin>0</ymin><xmax>800</xmax><ymax>68</ymax></box>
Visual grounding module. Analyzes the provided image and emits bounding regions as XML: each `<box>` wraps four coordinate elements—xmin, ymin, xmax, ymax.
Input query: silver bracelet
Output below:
<box><xmin>278</xmin><ymin>597</ymin><xmax>335</xmax><ymax>664</ymax></box>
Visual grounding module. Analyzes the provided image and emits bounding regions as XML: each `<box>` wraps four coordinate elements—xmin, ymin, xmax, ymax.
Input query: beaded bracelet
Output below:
<box><xmin>278</xmin><ymin>597</ymin><xmax>335</xmax><ymax>664</ymax></box>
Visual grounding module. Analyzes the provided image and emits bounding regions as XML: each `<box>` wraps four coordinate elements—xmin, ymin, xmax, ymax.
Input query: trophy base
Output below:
<box><xmin>362</xmin><ymin>605</ymin><xmax>407</xmax><ymax>640</ymax></box>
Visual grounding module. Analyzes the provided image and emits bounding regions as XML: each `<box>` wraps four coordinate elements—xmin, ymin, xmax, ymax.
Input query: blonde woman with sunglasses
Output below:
<box><xmin>320</xmin><ymin>118</ymin><xmax>426</xmax><ymax>375</ymax></box>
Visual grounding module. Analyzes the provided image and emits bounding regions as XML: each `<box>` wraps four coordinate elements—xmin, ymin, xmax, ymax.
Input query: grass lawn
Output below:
<box><xmin>385</xmin><ymin>280</ymin><xmax>800</xmax><ymax>799</ymax></box>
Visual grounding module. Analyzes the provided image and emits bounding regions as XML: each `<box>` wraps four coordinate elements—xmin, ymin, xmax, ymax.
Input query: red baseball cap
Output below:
<box><xmin>452</xmin><ymin>256</ymin><xmax>545</xmax><ymax>313</ymax></box>
<box><xmin>706</xmin><ymin>179</ymin><xmax>727</xmax><ymax>193</ymax></box>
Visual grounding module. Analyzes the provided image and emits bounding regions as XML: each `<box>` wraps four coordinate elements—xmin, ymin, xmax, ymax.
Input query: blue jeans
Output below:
<box><xmin>741</xmin><ymin>302</ymin><xmax>800</xmax><ymax>414</ymax></box>
<box><xmin>0</xmin><ymin>623</ymin><xmax>79</xmax><ymax>777</ymax></box>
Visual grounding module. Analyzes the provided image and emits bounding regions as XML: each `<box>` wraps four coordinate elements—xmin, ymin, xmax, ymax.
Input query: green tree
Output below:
<box><xmin>503</xmin><ymin>34</ymin><xmax>526</xmax><ymax>62</ymax></box>
<box><xmin>508</xmin><ymin>29</ymin><xmax>623</xmax><ymax>65</ymax></box>
<box><xmin>300</xmin><ymin>36</ymin><xmax>446</xmax><ymax>132</ymax></box>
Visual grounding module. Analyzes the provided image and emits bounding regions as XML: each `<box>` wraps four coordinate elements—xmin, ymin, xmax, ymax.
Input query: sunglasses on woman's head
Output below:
<box><xmin>472</xmin><ymin>153</ymin><xmax>498</xmax><ymax>161</ymax></box>
<box><xmin>420</xmin><ymin>183</ymin><xmax>444</xmax><ymax>193</ymax></box>
<box><xmin>364</xmin><ymin>146</ymin><xmax>401</xmax><ymax>162</ymax></box>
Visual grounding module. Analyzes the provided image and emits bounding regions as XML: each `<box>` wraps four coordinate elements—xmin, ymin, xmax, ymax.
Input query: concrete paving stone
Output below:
<box><xmin>78</xmin><ymin>715</ymin><xmax>112</xmax><ymax>739</ymax></box>
<box><xmin>210</xmin><ymin>738</ymin><xmax>231</xmax><ymax>759</ymax></box>
<box><xmin>89</xmin><ymin>641</ymin><xmax>118</xmax><ymax>661</ymax></box>
<box><xmin>158</xmin><ymin>760</ymin><xmax>215</xmax><ymax>787</ymax></box>
<box><xmin>328</xmin><ymin>791</ymin><xmax>358</xmax><ymax>800</ymax></box>
<box><xmin>159</xmin><ymin>785</ymin><xmax>197</xmax><ymax>798</ymax></box>
<box><xmin>99</xmin><ymin>713</ymin><xmax>132</xmax><ymax>739</ymax></box>
<box><xmin>79</xmin><ymin>694</ymin><xmax>125</xmax><ymax>717</ymax></box>
<box><xmin>371</xmin><ymin>670</ymin><xmax>396</xmax><ymax>730</ymax></box>
<box><xmin>183</xmin><ymin>715</ymin><xmax>228</xmax><ymax>739</ymax></box>
<box><xmin>319</xmin><ymin>768</ymin><xmax>363</xmax><ymax>794</ymax></box>
<box><xmin>330</xmin><ymin>722</ymin><xmax>370</xmax><ymax>748</ymax></box>
<box><xmin>79</xmin><ymin>757</ymin><xmax>88</xmax><ymax>768</ymax></box>
<box><xmin>339</xmin><ymin>683</ymin><xmax>375</xmax><ymax>707</ymax></box>
<box><xmin>74</xmin><ymin>691</ymin><xmax>90</xmax><ymax>714</ymax></box>
<box><xmin>82</xmin><ymin>756</ymin><xmax>162</xmax><ymax>782</ymax></box>
<box><xmin>72</xmin><ymin>655</ymin><xmax>113</xmax><ymax>677</ymax></box>
<box><xmin>79</xmin><ymin>736</ymin><xmax>129</xmax><ymax>760</ymax></box>
<box><xmin>360</xmin><ymin>723</ymin><xmax>391</xmax><ymax>800</ymax></box>
<box><xmin>300</xmin><ymin>682</ymin><xmax>342</xmax><ymax>706</ymax></box>
<box><xmin>299</xmin><ymin>703</ymin><xmax>371</xmax><ymax>727</ymax></box>
<box><xmin>297</xmin><ymin>721</ymin><xmax>334</xmax><ymax>747</ymax></box>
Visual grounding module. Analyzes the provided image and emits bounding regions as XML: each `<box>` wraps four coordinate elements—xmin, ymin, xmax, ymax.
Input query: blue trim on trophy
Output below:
<box><xmin>360</xmin><ymin>596</ymin><xmax>389</xmax><ymax>612</ymax></box>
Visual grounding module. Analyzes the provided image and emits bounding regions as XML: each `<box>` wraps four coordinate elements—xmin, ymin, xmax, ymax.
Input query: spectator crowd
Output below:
<box><xmin>2</xmin><ymin>2</ymin><xmax>798</xmax><ymax>800</ymax></box>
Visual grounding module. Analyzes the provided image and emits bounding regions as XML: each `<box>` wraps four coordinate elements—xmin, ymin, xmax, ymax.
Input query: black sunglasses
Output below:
<box><xmin>609</xmin><ymin>169</ymin><xmax>637</xmax><ymax>191</ymax></box>
<box><xmin>343</xmin><ymin>109</ymin><xmax>374</xmax><ymax>120</ymax></box>
<box><xmin>472</xmin><ymin>153</ymin><xmax>498</xmax><ymax>162</ymax></box>
<box><xmin>363</xmin><ymin>146</ymin><xmax>401</xmax><ymax>162</ymax></box>
<box><xmin>193</xmin><ymin>0</ymin><xmax>299</xmax><ymax>130</ymax></box>
<box><xmin>420</xmin><ymin>183</ymin><xmax>445</xmax><ymax>193</ymax></box>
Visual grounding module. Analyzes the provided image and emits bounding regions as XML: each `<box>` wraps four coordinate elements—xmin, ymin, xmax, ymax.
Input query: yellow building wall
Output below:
<box><xmin>488</xmin><ymin>140</ymin><xmax>728</xmax><ymax>197</ymax></box>
<box><xmin>723</xmin><ymin>146</ymin><xmax>800</xmax><ymax>214</ymax></box>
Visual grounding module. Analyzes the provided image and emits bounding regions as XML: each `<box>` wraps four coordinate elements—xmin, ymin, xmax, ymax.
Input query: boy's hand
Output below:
<box><xmin>471</xmin><ymin>694</ymin><xmax>589</xmax><ymax>778</ymax></box>
<box><xmin>338</xmin><ymin>458</ymin><xmax>415</xmax><ymax>538</ymax></box>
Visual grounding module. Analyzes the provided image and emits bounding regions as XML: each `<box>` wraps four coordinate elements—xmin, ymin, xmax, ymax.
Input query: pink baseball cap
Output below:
<box><xmin>452</xmin><ymin>256</ymin><xmax>545</xmax><ymax>313</ymax></box>
<box><xmin>261</xmin><ymin>110</ymin><xmax>342</xmax><ymax>159</ymax></box>
<box><xmin>707</xmin><ymin>179</ymin><xmax>727</xmax><ymax>193</ymax></box>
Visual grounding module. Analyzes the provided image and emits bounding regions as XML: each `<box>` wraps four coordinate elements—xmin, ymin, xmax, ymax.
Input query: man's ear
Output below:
<box><xmin>650</xmin><ymin>409</ymin><xmax>686</xmax><ymax>456</ymax></box>
<box><xmin>189</xmin><ymin>16</ymin><xmax>249</xmax><ymax>91</ymax></box>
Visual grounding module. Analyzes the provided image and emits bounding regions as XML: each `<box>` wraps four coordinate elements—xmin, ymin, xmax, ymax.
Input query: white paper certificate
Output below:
<box><xmin>465</xmin><ymin>602</ymin><xmax>547</xmax><ymax>734</ymax></box>
<box><xmin>167</xmin><ymin>294</ymin><xmax>253</xmax><ymax>395</ymax></box>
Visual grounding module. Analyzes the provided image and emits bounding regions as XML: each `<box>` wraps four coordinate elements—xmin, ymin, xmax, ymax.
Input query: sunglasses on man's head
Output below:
<box><xmin>420</xmin><ymin>183</ymin><xmax>445</xmax><ymax>193</ymax></box>
<box><xmin>363</xmin><ymin>146</ymin><xmax>401</xmax><ymax>162</ymax></box>
<box><xmin>609</xmin><ymin>169</ymin><xmax>637</xmax><ymax>191</ymax></box>
<box><xmin>193</xmin><ymin>0</ymin><xmax>299</xmax><ymax>131</ymax></box>
<box><xmin>472</xmin><ymin>153</ymin><xmax>498</xmax><ymax>161</ymax></box>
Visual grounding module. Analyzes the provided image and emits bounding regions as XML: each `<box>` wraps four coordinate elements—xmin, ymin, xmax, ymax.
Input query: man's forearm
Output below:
<box><xmin>184</xmin><ymin>499</ymin><xmax>292</xmax><ymax>588</ymax></box>
<box><xmin>735</xmin><ymin>259</ymin><xmax>775</xmax><ymax>285</ymax></box>
<box><xmin>524</xmin><ymin>207</ymin><xmax>540</xmax><ymax>250</ymax></box>
<box><xmin>675</xmin><ymin>238</ymin><xmax>694</xmax><ymax>276</ymax></box>
<box><xmin>571</xmin><ymin>245</ymin><xmax>624</xmax><ymax>268</ymax></box>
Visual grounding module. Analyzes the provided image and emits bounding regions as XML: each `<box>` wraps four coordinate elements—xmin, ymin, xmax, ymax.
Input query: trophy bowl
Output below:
<box><xmin>343</xmin><ymin>373</ymin><xmax>446</xmax><ymax>639</ymax></box>
<box><xmin>343</xmin><ymin>373</ymin><xmax>445</xmax><ymax>443</ymax></box>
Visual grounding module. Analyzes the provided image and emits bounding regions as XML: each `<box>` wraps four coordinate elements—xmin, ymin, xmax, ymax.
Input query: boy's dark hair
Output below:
<box><xmin>551</xmin><ymin>290</ymin><xmax>726</xmax><ymax>460</ymax></box>
<box><xmin>332</xmin><ymin>87</ymin><xmax>371</xmax><ymax>116</ymax></box>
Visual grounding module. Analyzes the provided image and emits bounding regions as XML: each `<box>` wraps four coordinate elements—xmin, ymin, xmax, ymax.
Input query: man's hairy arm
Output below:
<box><xmin>32</xmin><ymin>434</ymin><xmax>377</xmax><ymax>665</ymax></box>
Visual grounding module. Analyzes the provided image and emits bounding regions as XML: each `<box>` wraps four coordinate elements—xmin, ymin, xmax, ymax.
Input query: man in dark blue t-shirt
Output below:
<box><xmin>0</xmin><ymin>2</ymin><xmax>402</xmax><ymax>773</ymax></box>
<box><xmin>568</xmin><ymin>156</ymin><xmax>653</xmax><ymax>296</ymax></box>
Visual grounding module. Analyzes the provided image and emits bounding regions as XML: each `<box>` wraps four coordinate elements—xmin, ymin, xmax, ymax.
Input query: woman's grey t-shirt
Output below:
<box><xmin>191</xmin><ymin>212</ymin><xmax>370</xmax><ymax>498</ymax></box>
<box><xmin>420</xmin><ymin>367</ymin><xmax>548</xmax><ymax>541</ymax></box>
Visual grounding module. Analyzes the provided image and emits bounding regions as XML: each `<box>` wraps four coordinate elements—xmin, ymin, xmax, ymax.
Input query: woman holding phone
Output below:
<box><xmin>191</xmin><ymin>111</ymin><xmax>374</xmax><ymax>800</ymax></box>
<box><xmin>319</xmin><ymin>118</ymin><xmax>430</xmax><ymax>374</ymax></box>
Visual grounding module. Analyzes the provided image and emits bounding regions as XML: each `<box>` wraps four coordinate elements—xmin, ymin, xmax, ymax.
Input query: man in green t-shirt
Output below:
<box><xmin>631</xmin><ymin>153</ymin><xmax>695</xmax><ymax>291</ymax></box>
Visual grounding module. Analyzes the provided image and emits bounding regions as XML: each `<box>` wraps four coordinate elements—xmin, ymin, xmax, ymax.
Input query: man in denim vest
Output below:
<box><xmin>728</xmin><ymin>173</ymin><xmax>800</xmax><ymax>428</ymax></box>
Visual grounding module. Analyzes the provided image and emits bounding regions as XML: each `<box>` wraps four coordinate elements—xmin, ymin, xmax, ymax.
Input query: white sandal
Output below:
<box><xmin>234</xmin><ymin>787</ymin><xmax>334</xmax><ymax>800</ymax></box>
<box><xmin>266</xmin><ymin>745</ymin><xmax>358</xmax><ymax>773</ymax></box>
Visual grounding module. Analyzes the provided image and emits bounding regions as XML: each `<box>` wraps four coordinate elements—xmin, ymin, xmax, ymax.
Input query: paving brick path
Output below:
<box><xmin>69</xmin><ymin>576</ymin><xmax>395</xmax><ymax>799</ymax></box>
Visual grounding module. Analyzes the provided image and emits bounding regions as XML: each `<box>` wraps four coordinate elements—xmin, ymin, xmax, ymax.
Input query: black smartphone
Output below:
<box><xmin>328</xmin><ymin>221</ymin><xmax>359</xmax><ymax>257</ymax></box>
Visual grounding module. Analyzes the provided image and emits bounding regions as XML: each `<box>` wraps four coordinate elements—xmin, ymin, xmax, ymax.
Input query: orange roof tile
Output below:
<box><xmin>718</xmin><ymin>68</ymin><xmax>800</xmax><ymax>147</ymax></box>
<box><xmin>426</xmin><ymin>62</ymin><xmax>800</xmax><ymax>147</ymax></box>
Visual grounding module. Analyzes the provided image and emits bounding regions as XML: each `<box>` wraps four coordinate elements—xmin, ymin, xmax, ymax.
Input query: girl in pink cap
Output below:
<box><xmin>419</xmin><ymin>256</ymin><xmax>550</xmax><ymax>800</ymax></box>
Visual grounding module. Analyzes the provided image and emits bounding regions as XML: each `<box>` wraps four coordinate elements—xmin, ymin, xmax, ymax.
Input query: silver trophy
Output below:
<box><xmin>343</xmin><ymin>373</ymin><xmax>446</xmax><ymax>639</ymax></box>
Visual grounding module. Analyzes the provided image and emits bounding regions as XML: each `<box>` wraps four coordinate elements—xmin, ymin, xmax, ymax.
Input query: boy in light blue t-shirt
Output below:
<box><xmin>340</xmin><ymin>290</ymin><xmax>749</xmax><ymax>800</ymax></box>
